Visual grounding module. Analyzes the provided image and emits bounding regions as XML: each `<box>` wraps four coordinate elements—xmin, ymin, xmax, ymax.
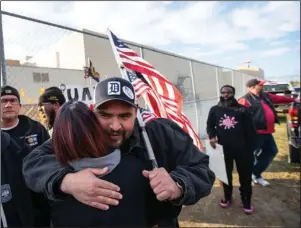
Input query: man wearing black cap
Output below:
<box><xmin>1</xmin><ymin>85</ymin><xmax>50</xmax><ymax>156</ymax></box>
<box><xmin>207</xmin><ymin>85</ymin><xmax>256</xmax><ymax>214</ymax></box>
<box><xmin>23</xmin><ymin>77</ymin><xmax>215</xmax><ymax>227</ymax></box>
<box><xmin>38</xmin><ymin>86</ymin><xmax>66</xmax><ymax>136</ymax></box>
<box><xmin>238</xmin><ymin>79</ymin><xmax>299</xmax><ymax>186</ymax></box>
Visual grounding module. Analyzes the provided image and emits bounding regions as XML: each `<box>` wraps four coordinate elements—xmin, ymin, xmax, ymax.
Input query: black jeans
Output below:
<box><xmin>157</xmin><ymin>218</ymin><xmax>179</xmax><ymax>227</ymax></box>
<box><xmin>222</xmin><ymin>146</ymin><xmax>254</xmax><ymax>207</ymax></box>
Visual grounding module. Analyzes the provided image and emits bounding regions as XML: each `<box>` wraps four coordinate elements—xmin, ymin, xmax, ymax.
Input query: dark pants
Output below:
<box><xmin>157</xmin><ymin>218</ymin><xmax>179</xmax><ymax>227</ymax></box>
<box><xmin>253</xmin><ymin>134</ymin><xmax>278</xmax><ymax>178</ymax></box>
<box><xmin>223</xmin><ymin>146</ymin><xmax>254</xmax><ymax>207</ymax></box>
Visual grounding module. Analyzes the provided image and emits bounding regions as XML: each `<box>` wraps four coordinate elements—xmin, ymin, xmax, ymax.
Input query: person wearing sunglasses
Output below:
<box><xmin>206</xmin><ymin>85</ymin><xmax>256</xmax><ymax>214</ymax></box>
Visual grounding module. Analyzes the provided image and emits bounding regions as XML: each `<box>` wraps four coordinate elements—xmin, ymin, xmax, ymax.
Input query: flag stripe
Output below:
<box><xmin>166</xmin><ymin>83</ymin><xmax>176</xmax><ymax>100</ymax></box>
<box><xmin>133</xmin><ymin>79</ymin><xmax>151</xmax><ymax>96</ymax></box>
<box><xmin>117</xmin><ymin>47</ymin><xmax>154</xmax><ymax>68</ymax></box>
<box><xmin>119</xmin><ymin>53</ymin><xmax>153</xmax><ymax>69</ymax></box>
<box><xmin>151</xmin><ymin>76</ymin><xmax>164</xmax><ymax>96</ymax></box>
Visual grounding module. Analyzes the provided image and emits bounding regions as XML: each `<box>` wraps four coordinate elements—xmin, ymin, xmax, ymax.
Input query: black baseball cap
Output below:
<box><xmin>94</xmin><ymin>77</ymin><xmax>136</xmax><ymax>109</ymax></box>
<box><xmin>39</xmin><ymin>87</ymin><xmax>66</xmax><ymax>106</ymax></box>
<box><xmin>1</xmin><ymin>85</ymin><xmax>20</xmax><ymax>102</ymax></box>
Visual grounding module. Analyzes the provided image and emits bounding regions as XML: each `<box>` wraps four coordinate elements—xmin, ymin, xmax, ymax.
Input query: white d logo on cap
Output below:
<box><xmin>122</xmin><ymin>86</ymin><xmax>134</xmax><ymax>99</ymax></box>
<box><xmin>107</xmin><ymin>81</ymin><xmax>121</xmax><ymax>95</ymax></box>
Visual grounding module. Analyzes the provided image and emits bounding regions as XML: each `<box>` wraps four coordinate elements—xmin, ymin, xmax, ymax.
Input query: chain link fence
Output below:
<box><xmin>1</xmin><ymin>11</ymin><xmax>257</xmax><ymax>138</ymax></box>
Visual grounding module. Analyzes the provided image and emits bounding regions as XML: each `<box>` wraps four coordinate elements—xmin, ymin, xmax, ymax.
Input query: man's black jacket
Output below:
<box><xmin>23</xmin><ymin>118</ymin><xmax>215</xmax><ymax>223</ymax></box>
<box><xmin>1</xmin><ymin>132</ymin><xmax>50</xmax><ymax>227</ymax></box>
<box><xmin>2</xmin><ymin>115</ymin><xmax>50</xmax><ymax>155</ymax></box>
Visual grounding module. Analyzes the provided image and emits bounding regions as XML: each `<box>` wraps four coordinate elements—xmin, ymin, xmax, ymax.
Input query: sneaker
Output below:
<box><xmin>255</xmin><ymin>177</ymin><xmax>270</xmax><ymax>186</ymax></box>
<box><xmin>243</xmin><ymin>206</ymin><xmax>254</xmax><ymax>215</ymax></box>
<box><xmin>219</xmin><ymin>199</ymin><xmax>232</xmax><ymax>208</ymax></box>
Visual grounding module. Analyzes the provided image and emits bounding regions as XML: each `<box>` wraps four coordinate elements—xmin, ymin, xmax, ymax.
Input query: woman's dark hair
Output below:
<box><xmin>52</xmin><ymin>100</ymin><xmax>109</xmax><ymax>166</ymax></box>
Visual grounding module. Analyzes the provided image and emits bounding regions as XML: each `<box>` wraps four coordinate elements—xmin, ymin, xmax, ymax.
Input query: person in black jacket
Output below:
<box><xmin>1</xmin><ymin>132</ymin><xmax>51</xmax><ymax>227</ymax></box>
<box><xmin>23</xmin><ymin>77</ymin><xmax>215</xmax><ymax>227</ymax></box>
<box><xmin>1</xmin><ymin>85</ymin><xmax>50</xmax><ymax>157</ymax></box>
<box><xmin>206</xmin><ymin>85</ymin><xmax>256</xmax><ymax>215</ymax></box>
<box><xmin>238</xmin><ymin>79</ymin><xmax>299</xmax><ymax>186</ymax></box>
<box><xmin>38</xmin><ymin>86</ymin><xmax>66</xmax><ymax>137</ymax></box>
<box><xmin>1</xmin><ymin>85</ymin><xmax>52</xmax><ymax>226</ymax></box>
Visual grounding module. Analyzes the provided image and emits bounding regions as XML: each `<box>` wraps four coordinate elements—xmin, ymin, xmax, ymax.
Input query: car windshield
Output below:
<box><xmin>263</xmin><ymin>84</ymin><xmax>290</xmax><ymax>92</ymax></box>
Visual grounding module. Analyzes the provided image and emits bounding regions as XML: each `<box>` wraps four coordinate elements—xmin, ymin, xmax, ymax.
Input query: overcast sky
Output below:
<box><xmin>2</xmin><ymin>1</ymin><xmax>300</xmax><ymax>80</ymax></box>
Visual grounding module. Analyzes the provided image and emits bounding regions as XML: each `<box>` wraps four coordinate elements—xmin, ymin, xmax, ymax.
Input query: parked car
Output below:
<box><xmin>263</xmin><ymin>81</ymin><xmax>298</xmax><ymax>113</ymax></box>
<box><xmin>286</xmin><ymin>95</ymin><xmax>301</xmax><ymax>163</ymax></box>
<box><xmin>294</xmin><ymin>87</ymin><xmax>300</xmax><ymax>97</ymax></box>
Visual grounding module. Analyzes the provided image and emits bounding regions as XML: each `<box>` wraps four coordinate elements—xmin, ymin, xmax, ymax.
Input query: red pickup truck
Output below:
<box><xmin>287</xmin><ymin>95</ymin><xmax>301</xmax><ymax>163</ymax></box>
<box><xmin>263</xmin><ymin>81</ymin><xmax>298</xmax><ymax>113</ymax></box>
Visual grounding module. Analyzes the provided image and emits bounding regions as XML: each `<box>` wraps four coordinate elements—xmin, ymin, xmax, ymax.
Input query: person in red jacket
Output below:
<box><xmin>238</xmin><ymin>79</ymin><xmax>299</xmax><ymax>186</ymax></box>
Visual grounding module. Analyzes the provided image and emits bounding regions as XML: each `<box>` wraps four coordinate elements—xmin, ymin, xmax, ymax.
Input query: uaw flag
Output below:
<box><xmin>84</xmin><ymin>59</ymin><xmax>100</xmax><ymax>82</ymax></box>
<box><xmin>108</xmin><ymin>30</ymin><xmax>203</xmax><ymax>151</ymax></box>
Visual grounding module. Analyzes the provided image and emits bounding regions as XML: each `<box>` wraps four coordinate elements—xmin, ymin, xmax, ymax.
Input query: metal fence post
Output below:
<box><xmin>215</xmin><ymin>67</ymin><xmax>220</xmax><ymax>101</ymax></box>
<box><xmin>139</xmin><ymin>47</ymin><xmax>144</xmax><ymax>58</ymax></box>
<box><xmin>0</xmin><ymin>11</ymin><xmax>7</xmax><ymax>85</ymax></box>
<box><xmin>189</xmin><ymin>60</ymin><xmax>199</xmax><ymax>135</ymax></box>
<box><xmin>242</xmin><ymin>73</ymin><xmax>245</xmax><ymax>94</ymax></box>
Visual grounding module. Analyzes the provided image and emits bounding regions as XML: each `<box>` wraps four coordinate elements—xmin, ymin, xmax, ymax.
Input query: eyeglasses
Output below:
<box><xmin>1</xmin><ymin>98</ymin><xmax>19</xmax><ymax>105</ymax></box>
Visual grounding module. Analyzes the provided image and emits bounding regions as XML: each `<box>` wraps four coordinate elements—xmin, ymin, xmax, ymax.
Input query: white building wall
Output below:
<box><xmin>6</xmin><ymin>65</ymin><xmax>86</xmax><ymax>105</ymax></box>
<box><xmin>23</xmin><ymin>32</ymin><xmax>86</xmax><ymax>70</ymax></box>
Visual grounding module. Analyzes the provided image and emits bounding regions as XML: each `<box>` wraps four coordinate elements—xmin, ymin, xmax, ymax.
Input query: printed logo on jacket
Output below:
<box><xmin>25</xmin><ymin>134</ymin><xmax>39</xmax><ymax>147</ymax></box>
<box><xmin>1</xmin><ymin>184</ymin><xmax>12</xmax><ymax>203</ymax></box>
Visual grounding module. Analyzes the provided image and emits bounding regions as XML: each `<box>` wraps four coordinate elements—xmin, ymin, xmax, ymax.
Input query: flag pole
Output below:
<box><xmin>107</xmin><ymin>29</ymin><xmax>158</xmax><ymax>169</ymax></box>
<box><xmin>87</xmin><ymin>57</ymin><xmax>92</xmax><ymax>86</ymax></box>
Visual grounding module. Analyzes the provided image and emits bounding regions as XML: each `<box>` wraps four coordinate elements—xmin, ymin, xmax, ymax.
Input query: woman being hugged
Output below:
<box><xmin>50</xmin><ymin>100</ymin><xmax>153</xmax><ymax>227</ymax></box>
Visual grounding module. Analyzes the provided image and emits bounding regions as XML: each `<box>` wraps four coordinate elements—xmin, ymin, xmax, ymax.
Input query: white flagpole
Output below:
<box><xmin>1</xmin><ymin>203</ymin><xmax>8</xmax><ymax>227</ymax></box>
<box><xmin>107</xmin><ymin>29</ymin><xmax>158</xmax><ymax>169</ymax></box>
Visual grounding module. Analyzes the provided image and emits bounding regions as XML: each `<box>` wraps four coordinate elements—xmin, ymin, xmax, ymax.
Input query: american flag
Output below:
<box><xmin>126</xmin><ymin>70</ymin><xmax>165</xmax><ymax>118</ymax></box>
<box><xmin>108</xmin><ymin>30</ymin><xmax>203</xmax><ymax>150</ymax></box>
<box><xmin>139</xmin><ymin>107</ymin><xmax>158</xmax><ymax>124</ymax></box>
